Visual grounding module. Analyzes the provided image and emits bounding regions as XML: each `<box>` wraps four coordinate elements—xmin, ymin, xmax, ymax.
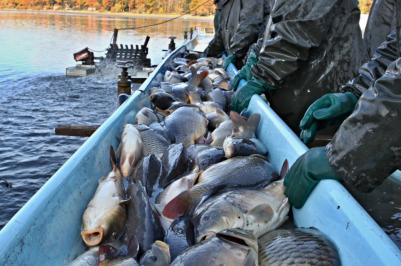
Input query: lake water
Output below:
<box><xmin>0</xmin><ymin>10</ymin><xmax>213</xmax><ymax>229</ymax></box>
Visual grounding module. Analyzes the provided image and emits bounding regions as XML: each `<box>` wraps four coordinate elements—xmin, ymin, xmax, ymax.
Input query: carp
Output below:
<box><xmin>164</xmin><ymin>216</ymin><xmax>195</xmax><ymax>261</ymax></box>
<box><xmin>163</xmin><ymin>155</ymin><xmax>276</xmax><ymax>219</ymax></box>
<box><xmin>170</xmin><ymin>229</ymin><xmax>258</xmax><ymax>266</ymax></box>
<box><xmin>258</xmin><ymin>228</ymin><xmax>341</xmax><ymax>266</ymax></box>
<box><xmin>211</xmin><ymin>112</ymin><xmax>260</xmax><ymax>147</ymax></box>
<box><xmin>68</xmin><ymin>248</ymin><xmax>98</xmax><ymax>266</ymax></box>
<box><xmin>223</xmin><ymin>137</ymin><xmax>260</xmax><ymax>158</ymax></box>
<box><xmin>136</xmin><ymin>124</ymin><xmax>169</xmax><ymax>157</ymax></box>
<box><xmin>140</xmin><ymin>241</ymin><xmax>171</xmax><ymax>266</ymax></box>
<box><xmin>81</xmin><ymin>148</ymin><xmax>126</xmax><ymax>247</ymax></box>
<box><xmin>193</xmin><ymin>180</ymin><xmax>289</xmax><ymax>242</ymax></box>
<box><xmin>135</xmin><ymin>107</ymin><xmax>159</xmax><ymax>126</ymax></box>
<box><xmin>120</xmin><ymin>124</ymin><xmax>143</xmax><ymax>177</ymax></box>
<box><xmin>125</xmin><ymin>180</ymin><xmax>164</xmax><ymax>258</ymax></box>
<box><xmin>165</xmin><ymin>106</ymin><xmax>208</xmax><ymax>147</ymax></box>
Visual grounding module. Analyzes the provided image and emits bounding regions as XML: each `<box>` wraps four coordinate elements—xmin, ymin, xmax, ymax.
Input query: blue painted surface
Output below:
<box><xmin>1</xmin><ymin>45</ymin><xmax>401</xmax><ymax>266</ymax></box>
<box><xmin>227</xmin><ymin>63</ymin><xmax>401</xmax><ymax>265</ymax></box>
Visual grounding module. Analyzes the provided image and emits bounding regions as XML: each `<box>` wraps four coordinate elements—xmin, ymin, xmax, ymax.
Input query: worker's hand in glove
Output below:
<box><xmin>223</xmin><ymin>54</ymin><xmax>236</xmax><ymax>70</ymax></box>
<box><xmin>284</xmin><ymin>147</ymin><xmax>340</xmax><ymax>209</ymax></box>
<box><xmin>299</xmin><ymin>92</ymin><xmax>358</xmax><ymax>144</ymax></box>
<box><xmin>231</xmin><ymin>51</ymin><xmax>258</xmax><ymax>90</ymax></box>
<box><xmin>231</xmin><ymin>77</ymin><xmax>273</xmax><ymax>113</ymax></box>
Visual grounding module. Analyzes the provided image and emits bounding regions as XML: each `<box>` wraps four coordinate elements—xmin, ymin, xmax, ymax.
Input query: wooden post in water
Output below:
<box><xmin>55</xmin><ymin>125</ymin><xmax>99</xmax><ymax>137</ymax></box>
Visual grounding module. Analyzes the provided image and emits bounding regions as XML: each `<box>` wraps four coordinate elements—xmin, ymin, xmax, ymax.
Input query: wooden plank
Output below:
<box><xmin>55</xmin><ymin>124</ymin><xmax>99</xmax><ymax>137</ymax></box>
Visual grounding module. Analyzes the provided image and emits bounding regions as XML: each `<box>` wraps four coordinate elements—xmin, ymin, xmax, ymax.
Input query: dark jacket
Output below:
<box><xmin>250</xmin><ymin>0</ymin><xmax>365</xmax><ymax>131</ymax></box>
<box><xmin>327</xmin><ymin>28</ymin><xmax>401</xmax><ymax>192</ymax></box>
<box><xmin>364</xmin><ymin>0</ymin><xmax>398</xmax><ymax>58</ymax></box>
<box><xmin>204</xmin><ymin>0</ymin><xmax>266</xmax><ymax>62</ymax></box>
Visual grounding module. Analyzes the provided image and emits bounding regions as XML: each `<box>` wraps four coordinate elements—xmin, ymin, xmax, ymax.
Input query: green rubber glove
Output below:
<box><xmin>223</xmin><ymin>54</ymin><xmax>236</xmax><ymax>70</ymax></box>
<box><xmin>299</xmin><ymin>92</ymin><xmax>358</xmax><ymax>144</ymax></box>
<box><xmin>231</xmin><ymin>51</ymin><xmax>258</xmax><ymax>90</ymax></box>
<box><xmin>231</xmin><ymin>77</ymin><xmax>274</xmax><ymax>113</ymax></box>
<box><xmin>284</xmin><ymin>147</ymin><xmax>340</xmax><ymax>209</ymax></box>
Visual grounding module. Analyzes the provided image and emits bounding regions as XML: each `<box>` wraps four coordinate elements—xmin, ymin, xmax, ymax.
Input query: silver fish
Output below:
<box><xmin>187</xmin><ymin>67</ymin><xmax>209</xmax><ymax>88</ymax></box>
<box><xmin>165</xmin><ymin>106</ymin><xmax>208</xmax><ymax>147</ymax></box>
<box><xmin>68</xmin><ymin>248</ymin><xmax>98</xmax><ymax>266</ymax></box>
<box><xmin>163</xmin><ymin>155</ymin><xmax>276</xmax><ymax>219</ymax></box>
<box><xmin>136</xmin><ymin>107</ymin><xmax>159</xmax><ymax>126</ymax></box>
<box><xmin>223</xmin><ymin>137</ymin><xmax>260</xmax><ymax>158</ymax></box>
<box><xmin>165</xmin><ymin>216</ymin><xmax>195</xmax><ymax>261</ymax></box>
<box><xmin>164</xmin><ymin>71</ymin><xmax>187</xmax><ymax>84</ymax></box>
<box><xmin>187</xmin><ymin>144</ymin><xmax>225</xmax><ymax>170</ymax></box>
<box><xmin>125</xmin><ymin>180</ymin><xmax>164</xmax><ymax>258</ymax></box>
<box><xmin>170</xmin><ymin>229</ymin><xmax>258</xmax><ymax>266</ymax></box>
<box><xmin>211</xmin><ymin>112</ymin><xmax>260</xmax><ymax>147</ymax></box>
<box><xmin>210</xmin><ymin>119</ymin><xmax>233</xmax><ymax>147</ymax></box>
<box><xmin>207</xmin><ymin>88</ymin><xmax>228</xmax><ymax>111</ymax></box>
<box><xmin>150</xmin><ymin>91</ymin><xmax>176</xmax><ymax>110</ymax></box>
<box><xmin>120</xmin><ymin>124</ymin><xmax>143</xmax><ymax>177</ymax></box>
<box><xmin>103</xmin><ymin>258</ymin><xmax>139</xmax><ymax>266</ymax></box>
<box><xmin>140</xmin><ymin>241</ymin><xmax>171</xmax><ymax>266</ymax></box>
<box><xmin>258</xmin><ymin>228</ymin><xmax>341</xmax><ymax>266</ymax></box>
<box><xmin>136</xmin><ymin>124</ymin><xmax>169</xmax><ymax>157</ymax></box>
<box><xmin>81</xmin><ymin>148</ymin><xmax>126</xmax><ymax>247</ymax></box>
<box><xmin>193</xmin><ymin>180</ymin><xmax>289</xmax><ymax>242</ymax></box>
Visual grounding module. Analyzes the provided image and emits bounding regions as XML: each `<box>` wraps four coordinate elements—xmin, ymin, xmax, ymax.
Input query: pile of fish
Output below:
<box><xmin>69</xmin><ymin>52</ymin><xmax>341</xmax><ymax>266</ymax></box>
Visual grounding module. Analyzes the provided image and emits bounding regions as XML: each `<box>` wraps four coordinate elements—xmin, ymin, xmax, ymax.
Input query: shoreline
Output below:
<box><xmin>0</xmin><ymin>8</ymin><xmax>214</xmax><ymax>21</ymax></box>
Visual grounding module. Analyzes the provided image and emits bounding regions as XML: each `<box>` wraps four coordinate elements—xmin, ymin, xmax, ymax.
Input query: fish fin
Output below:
<box><xmin>162</xmin><ymin>191</ymin><xmax>191</xmax><ymax>219</ymax></box>
<box><xmin>280</xmin><ymin>159</ymin><xmax>289</xmax><ymax>179</ymax></box>
<box><xmin>229</xmin><ymin>111</ymin><xmax>243</xmax><ymax>124</ymax></box>
<box><xmin>110</xmin><ymin>146</ymin><xmax>118</xmax><ymax>170</ymax></box>
<box><xmin>247</xmin><ymin>113</ymin><xmax>261</xmax><ymax>131</ymax></box>
<box><xmin>230</xmin><ymin>111</ymin><xmax>246</xmax><ymax>136</ymax></box>
<box><xmin>204</xmin><ymin>132</ymin><xmax>213</xmax><ymax>145</ymax></box>
<box><xmin>154</xmin><ymin>203</ymin><xmax>163</xmax><ymax>215</ymax></box>
<box><xmin>127</xmin><ymin>235</ymin><xmax>139</xmax><ymax>258</ymax></box>
<box><xmin>119</xmin><ymin>198</ymin><xmax>130</xmax><ymax>206</ymax></box>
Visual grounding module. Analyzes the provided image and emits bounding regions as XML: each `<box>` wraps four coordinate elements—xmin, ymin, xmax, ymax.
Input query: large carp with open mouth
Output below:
<box><xmin>81</xmin><ymin>147</ymin><xmax>127</xmax><ymax>247</ymax></box>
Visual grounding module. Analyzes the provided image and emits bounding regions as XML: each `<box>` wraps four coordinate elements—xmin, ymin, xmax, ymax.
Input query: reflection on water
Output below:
<box><xmin>0</xmin><ymin>11</ymin><xmax>213</xmax><ymax>228</ymax></box>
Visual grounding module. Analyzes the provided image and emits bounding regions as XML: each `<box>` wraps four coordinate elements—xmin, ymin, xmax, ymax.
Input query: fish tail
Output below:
<box><xmin>162</xmin><ymin>191</ymin><xmax>192</xmax><ymax>219</ymax></box>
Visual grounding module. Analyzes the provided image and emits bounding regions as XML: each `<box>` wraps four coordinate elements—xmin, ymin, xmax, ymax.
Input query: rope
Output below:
<box><xmin>116</xmin><ymin>0</ymin><xmax>211</xmax><ymax>31</ymax></box>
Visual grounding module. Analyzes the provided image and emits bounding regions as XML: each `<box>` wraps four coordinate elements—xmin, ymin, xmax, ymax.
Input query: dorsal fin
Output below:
<box><xmin>110</xmin><ymin>145</ymin><xmax>118</xmax><ymax>170</ymax></box>
<box><xmin>280</xmin><ymin>159</ymin><xmax>289</xmax><ymax>179</ymax></box>
<box><xmin>247</xmin><ymin>113</ymin><xmax>261</xmax><ymax>131</ymax></box>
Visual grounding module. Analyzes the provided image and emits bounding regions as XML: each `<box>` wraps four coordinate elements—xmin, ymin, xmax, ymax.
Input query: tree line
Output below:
<box><xmin>0</xmin><ymin>0</ymin><xmax>372</xmax><ymax>16</ymax></box>
<box><xmin>0</xmin><ymin>0</ymin><xmax>215</xmax><ymax>16</ymax></box>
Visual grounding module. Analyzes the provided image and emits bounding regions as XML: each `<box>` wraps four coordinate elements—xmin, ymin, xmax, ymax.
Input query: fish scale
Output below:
<box><xmin>258</xmin><ymin>229</ymin><xmax>341</xmax><ymax>266</ymax></box>
<box><xmin>137</xmin><ymin>125</ymin><xmax>169</xmax><ymax>157</ymax></box>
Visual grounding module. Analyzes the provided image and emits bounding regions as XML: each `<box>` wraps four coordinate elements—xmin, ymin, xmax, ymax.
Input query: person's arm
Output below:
<box><xmin>228</xmin><ymin>0</ymin><xmax>265</xmax><ymax>61</ymax></box>
<box><xmin>341</xmin><ymin>30</ymin><xmax>401</xmax><ymax>97</ymax></box>
<box><xmin>327</xmin><ymin>58</ymin><xmax>401</xmax><ymax>192</ymax></box>
<box><xmin>251</xmin><ymin>0</ymin><xmax>339</xmax><ymax>86</ymax></box>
